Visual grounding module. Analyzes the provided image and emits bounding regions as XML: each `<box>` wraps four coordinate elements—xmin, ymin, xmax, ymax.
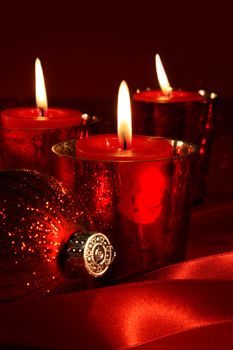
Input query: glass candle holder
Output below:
<box><xmin>0</xmin><ymin>108</ymin><xmax>98</xmax><ymax>176</ymax></box>
<box><xmin>52</xmin><ymin>136</ymin><xmax>197</xmax><ymax>281</ymax></box>
<box><xmin>133</xmin><ymin>90</ymin><xmax>218</xmax><ymax>201</ymax></box>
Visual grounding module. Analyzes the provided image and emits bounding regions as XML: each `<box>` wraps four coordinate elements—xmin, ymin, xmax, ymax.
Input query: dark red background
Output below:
<box><xmin>0</xmin><ymin>1</ymin><xmax>232</xmax><ymax>100</ymax></box>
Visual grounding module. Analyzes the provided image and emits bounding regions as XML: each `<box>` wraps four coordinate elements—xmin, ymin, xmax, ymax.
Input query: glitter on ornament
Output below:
<box><xmin>0</xmin><ymin>169</ymin><xmax>115</xmax><ymax>301</ymax></box>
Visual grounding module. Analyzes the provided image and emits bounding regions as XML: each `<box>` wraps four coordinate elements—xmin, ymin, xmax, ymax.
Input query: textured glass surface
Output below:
<box><xmin>54</xmin><ymin>138</ymin><xmax>196</xmax><ymax>280</ymax></box>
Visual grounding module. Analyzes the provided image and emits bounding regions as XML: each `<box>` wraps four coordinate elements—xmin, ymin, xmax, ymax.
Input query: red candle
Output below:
<box><xmin>53</xmin><ymin>81</ymin><xmax>197</xmax><ymax>281</ymax></box>
<box><xmin>133</xmin><ymin>89</ymin><xmax>206</xmax><ymax>142</ymax></box>
<box><xmin>0</xmin><ymin>58</ymin><xmax>96</xmax><ymax>175</ymax></box>
<box><xmin>133</xmin><ymin>54</ymin><xmax>218</xmax><ymax>201</ymax></box>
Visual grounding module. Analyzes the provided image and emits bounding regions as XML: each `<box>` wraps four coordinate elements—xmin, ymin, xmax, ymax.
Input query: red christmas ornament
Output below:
<box><xmin>0</xmin><ymin>169</ymin><xmax>115</xmax><ymax>301</ymax></box>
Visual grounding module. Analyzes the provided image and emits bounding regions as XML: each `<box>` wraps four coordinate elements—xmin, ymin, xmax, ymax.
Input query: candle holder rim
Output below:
<box><xmin>52</xmin><ymin>135</ymin><xmax>199</xmax><ymax>163</ymax></box>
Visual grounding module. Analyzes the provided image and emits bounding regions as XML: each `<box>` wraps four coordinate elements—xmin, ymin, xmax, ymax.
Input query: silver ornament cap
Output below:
<box><xmin>59</xmin><ymin>231</ymin><xmax>116</xmax><ymax>278</ymax></box>
<box><xmin>83</xmin><ymin>232</ymin><xmax>115</xmax><ymax>277</ymax></box>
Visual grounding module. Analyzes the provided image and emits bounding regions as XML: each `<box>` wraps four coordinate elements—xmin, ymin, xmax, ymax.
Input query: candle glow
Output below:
<box><xmin>35</xmin><ymin>58</ymin><xmax>48</xmax><ymax>113</ymax></box>
<box><xmin>155</xmin><ymin>54</ymin><xmax>172</xmax><ymax>96</ymax></box>
<box><xmin>117</xmin><ymin>80</ymin><xmax>132</xmax><ymax>149</ymax></box>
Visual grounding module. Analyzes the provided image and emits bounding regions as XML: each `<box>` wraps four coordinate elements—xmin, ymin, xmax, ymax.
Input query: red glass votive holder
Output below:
<box><xmin>133</xmin><ymin>90</ymin><xmax>218</xmax><ymax>201</ymax></box>
<box><xmin>0</xmin><ymin>108</ymin><xmax>98</xmax><ymax>176</ymax></box>
<box><xmin>52</xmin><ymin>135</ymin><xmax>197</xmax><ymax>281</ymax></box>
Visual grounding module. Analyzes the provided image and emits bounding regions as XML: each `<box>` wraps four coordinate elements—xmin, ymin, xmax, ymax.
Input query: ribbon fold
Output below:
<box><xmin>1</xmin><ymin>251</ymin><xmax>233</xmax><ymax>349</ymax></box>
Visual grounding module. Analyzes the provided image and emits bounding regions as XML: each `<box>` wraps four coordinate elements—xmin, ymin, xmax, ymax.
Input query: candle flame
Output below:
<box><xmin>35</xmin><ymin>58</ymin><xmax>48</xmax><ymax>112</ymax></box>
<box><xmin>117</xmin><ymin>80</ymin><xmax>132</xmax><ymax>149</ymax></box>
<box><xmin>155</xmin><ymin>54</ymin><xmax>172</xmax><ymax>96</ymax></box>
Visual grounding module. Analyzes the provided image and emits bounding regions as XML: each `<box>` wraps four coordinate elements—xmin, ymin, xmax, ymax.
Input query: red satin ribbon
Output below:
<box><xmin>1</xmin><ymin>251</ymin><xmax>233</xmax><ymax>349</ymax></box>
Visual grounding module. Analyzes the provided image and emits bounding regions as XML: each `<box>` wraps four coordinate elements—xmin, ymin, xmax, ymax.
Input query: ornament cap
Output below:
<box><xmin>59</xmin><ymin>231</ymin><xmax>116</xmax><ymax>278</ymax></box>
<box><xmin>83</xmin><ymin>232</ymin><xmax>116</xmax><ymax>277</ymax></box>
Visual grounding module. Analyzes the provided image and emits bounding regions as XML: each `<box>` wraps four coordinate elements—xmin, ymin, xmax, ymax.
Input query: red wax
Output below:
<box><xmin>75</xmin><ymin>134</ymin><xmax>174</xmax><ymax>161</ymax></box>
<box><xmin>1</xmin><ymin>108</ymin><xmax>84</xmax><ymax>129</ymax></box>
<box><xmin>133</xmin><ymin>90</ymin><xmax>204</xmax><ymax>103</ymax></box>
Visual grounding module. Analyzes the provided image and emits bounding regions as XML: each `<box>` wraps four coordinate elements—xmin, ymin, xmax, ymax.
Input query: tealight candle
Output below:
<box><xmin>53</xmin><ymin>81</ymin><xmax>197</xmax><ymax>281</ymax></box>
<box><xmin>0</xmin><ymin>58</ymin><xmax>97</xmax><ymax>175</ymax></box>
<box><xmin>133</xmin><ymin>54</ymin><xmax>218</xmax><ymax>200</ymax></box>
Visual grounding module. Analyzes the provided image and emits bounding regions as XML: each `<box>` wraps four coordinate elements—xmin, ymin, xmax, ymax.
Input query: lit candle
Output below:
<box><xmin>133</xmin><ymin>54</ymin><xmax>218</xmax><ymax>201</ymax></box>
<box><xmin>0</xmin><ymin>58</ymin><xmax>97</xmax><ymax>175</ymax></box>
<box><xmin>133</xmin><ymin>54</ymin><xmax>206</xmax><ymax>135</ymax></box>
<box><xmin>53</xmin><ymin>80</ymin><xmax>197</xmax><ymax>281</ymax></box>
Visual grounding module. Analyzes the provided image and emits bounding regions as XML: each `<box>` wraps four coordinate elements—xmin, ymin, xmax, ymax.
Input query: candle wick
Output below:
<box><xmin>38</xmin><ymin>107</ymin><xmax>44</xmax><ymax>117</ymax></box>
<box><xmin>166</xmin><ymin>88</ymin><xmax>173</xmax><ymax>98</ymax></box>
<box><xmin>123</xmin><ymin>137</ymin><xmax>127</xmax><ymax>150</ymax></box>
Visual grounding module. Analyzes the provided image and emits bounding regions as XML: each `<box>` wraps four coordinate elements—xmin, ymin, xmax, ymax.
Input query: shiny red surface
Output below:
<box><xmin>55</xmin><ymin>136</ymin><xmax>195</xmax><ymax>279</ymax></box>
<box><xmin>133</xmin><ymin>90</ymin><xmax>204</xmax><ymax>103</ymax></box>
<box><xmin>0</xmin><ymin>250</ymin><xmax>233</xmax><ymax>349</ymax></box>
<box><xmin>1</xmin><ymin>107</ymin><xmax>83</xmax><ymax>129</ymax></box>
<box><xmin>0</xmin><ymin>180</ymin><xmax>232</xmax><ymax>349</ymax></box>
<box><xmin>118</xmin><ymin>162</ymin><xmax>167</xmax><ymax>224</ymax></box>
